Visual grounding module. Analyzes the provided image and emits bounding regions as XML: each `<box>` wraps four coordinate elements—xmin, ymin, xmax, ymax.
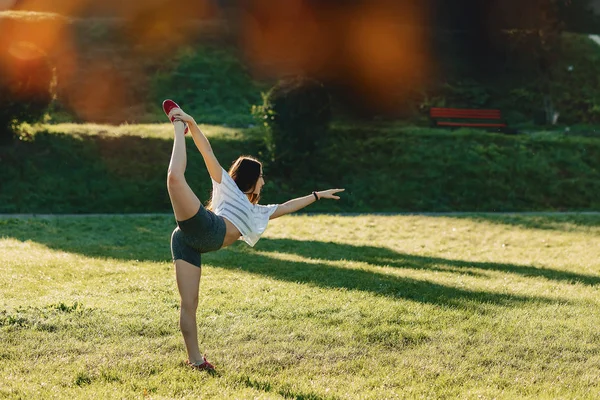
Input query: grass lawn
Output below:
<box><xmin>1</xmin><ymin>214</ymin><xmax>599</xmax><ymax>399</ymax></box>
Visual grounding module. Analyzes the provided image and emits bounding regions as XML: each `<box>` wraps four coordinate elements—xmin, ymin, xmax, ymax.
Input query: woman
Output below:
<box><xmin>163</xmin><ymin>100</ymin><xmax>344</xmax><ymax>371</ymax></box>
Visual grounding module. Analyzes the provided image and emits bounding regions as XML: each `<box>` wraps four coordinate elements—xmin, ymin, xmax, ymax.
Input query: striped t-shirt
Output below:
<box><xmin>211</xmin><ymin>168</ymin><xmax>278</xmax><ymax>247</ymax></box>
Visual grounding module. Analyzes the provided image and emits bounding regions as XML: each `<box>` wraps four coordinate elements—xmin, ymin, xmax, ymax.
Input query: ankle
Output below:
<box><xmin>188</xmin><ymin>355</ymin><xmax>203</xmax><ymax>364</ymax></box>
<box><xmin>173</xmin><ymin>120</ymin><xmax>186</xmax><ymax>130</ymax></box>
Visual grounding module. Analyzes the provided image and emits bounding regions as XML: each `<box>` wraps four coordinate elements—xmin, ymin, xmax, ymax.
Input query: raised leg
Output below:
<box><xmin>167</xmin><ymin>121</ymin><xmax>201</xmax><ymax>221</ymax></box>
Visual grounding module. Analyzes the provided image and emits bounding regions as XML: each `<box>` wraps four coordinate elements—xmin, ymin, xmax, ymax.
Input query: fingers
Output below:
<box><xmin>170</xmin><ymin>109</ymin><xmax>189</xmax><ymax>121</ymax></box>
<box><xmin>324</xmin><ymin>188</ymin><xmax>344</xmax><ymax>200</ymax></box>
<box><xmin>316</xmin><ymin>188</ymin><xmax>345</xmax><ymax>200</ymax></box>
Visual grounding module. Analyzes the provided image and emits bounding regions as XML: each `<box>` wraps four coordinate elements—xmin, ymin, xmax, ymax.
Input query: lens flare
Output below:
<box><xmin>343</xmin><ymin>2</ymin><xmax>430</xmax><ymax>110</ymax></box>
<box><xmin>240</xmin><ymin>0</ymin><xmax>329</xmax><ymax>77</ymax></box>
<box><xmin>240</xmin><ymin>0</ymin><xmax>431</xmax><ymax>113</ymax></box>
<box><xmin>0</xmin><ymin>0</ymin><xmax>17</xmax><ymax>11</ymax></box>
<box><xmin>0</xmin><ymin>11</ymin><xmax>68</xmax><ymax>101</ymax></box>
<box><xmin>2</xmin><ymin>0</ymin><xmax>434</xmax><ymax>120</ymax></box>
<box><xmin>62</xmin><ymin>62</ymin><xmax>129</xmax><ymax>122</ymax></box>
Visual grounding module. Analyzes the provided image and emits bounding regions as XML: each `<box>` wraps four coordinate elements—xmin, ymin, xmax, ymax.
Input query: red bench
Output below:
<box><xmin>430</xmin><ymin>107</ymin><xmax>509</xmax><ymax>131</ymax></box>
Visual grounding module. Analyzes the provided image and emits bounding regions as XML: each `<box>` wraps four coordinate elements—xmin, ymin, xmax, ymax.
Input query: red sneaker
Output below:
<box><xmin>186</xmin><ymin>356</ymin><xmax>215</xmax><ymax>371</ymax></box>
<box><xmin>162</xmin><ymin>99</ymin><xmax>189</xmax><ymax>134</ymax></box>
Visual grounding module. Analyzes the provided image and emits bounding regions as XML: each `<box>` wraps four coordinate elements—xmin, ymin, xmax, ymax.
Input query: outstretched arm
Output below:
<box><xmin>169</xmin><ymin>108</ymin><xmax>223</xmax><ymax>183</ymax></box>
<box><xmin>270</xmin><ymin>189</ymin><xmax>345</xmax><ymax>219</ymax></box>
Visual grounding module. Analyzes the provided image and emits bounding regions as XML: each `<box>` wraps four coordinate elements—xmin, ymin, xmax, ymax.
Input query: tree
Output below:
<box><xmin>0</xmin><ymin>46</ymin><xmax>53</xmax><ymax>144</ymax></box>
<box><xmin>254</xmin><ymin>76</ymin><xmax>331</xmax><ymax>178</ymax></box>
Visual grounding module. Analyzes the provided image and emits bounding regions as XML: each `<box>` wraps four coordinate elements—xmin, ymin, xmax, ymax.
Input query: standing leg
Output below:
<box><xmin>167</xmin><ymin>120</ymin><xmax>201</xmax><ymax>221</ymax></box>
<box><xmin>175</xmin><ymin>259</ymin><xmax>203</xmax><ymax>364</ymax></box>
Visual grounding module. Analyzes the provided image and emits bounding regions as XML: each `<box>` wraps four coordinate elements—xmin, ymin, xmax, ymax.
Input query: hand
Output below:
<box><xmin>317</xmin><ymin>189</ymin><xmax>345</xmax><ymax>200</ymax></box>
<box><xmin>169</xmin><ymin>108</ymin><xmax>195</xmax><ymax>124</ymax></box>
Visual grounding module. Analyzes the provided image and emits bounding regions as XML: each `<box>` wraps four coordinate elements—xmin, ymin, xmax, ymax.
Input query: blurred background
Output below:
<box><xmin>2</xmin><ymin>0</ymin><xmax>600</xmax><ymax>123</ymax></box>
<box><xmin>1</xmin><ymin>0</ymin><xmax>599</xmax><ymax>213</ymax></box>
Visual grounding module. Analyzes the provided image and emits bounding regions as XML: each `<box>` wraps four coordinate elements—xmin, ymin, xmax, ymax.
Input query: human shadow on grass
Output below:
<box><xmin>208</xmin><ymin>244</ymin><xmax>561</xmax><ymax>310</ymax></box>
<box><xmin>1</xmin><ymin>218</ymin><xmax>565</xmax><ymax>309</ymax></box>
<box><xmin>254</xmin><ymin>238</ymin><xmax>600</xmax><ymax>286</ymax></box>
<box><xmin>2</xmin><ymin>217</ymin><xmax>598</xmax><ymax>289</ymax></box>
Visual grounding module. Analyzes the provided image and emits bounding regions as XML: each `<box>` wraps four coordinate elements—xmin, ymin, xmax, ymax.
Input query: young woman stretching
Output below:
<box><xmin>163</xmin><ymin>100</ymin><xmax>344</xmax><ymax>371</ymax></box>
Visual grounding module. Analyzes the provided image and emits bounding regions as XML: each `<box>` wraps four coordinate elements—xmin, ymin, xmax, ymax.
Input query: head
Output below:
<box><xmin>229</xmin><ymin>155</ymin><xmax>265</xmax><ymax>204</ymax></box>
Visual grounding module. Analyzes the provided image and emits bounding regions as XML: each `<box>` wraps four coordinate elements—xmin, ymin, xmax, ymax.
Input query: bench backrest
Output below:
<box><xmin>430</xmin><ymin>108</ymin><xmax>502</xmax><ymax>120</ymax></box>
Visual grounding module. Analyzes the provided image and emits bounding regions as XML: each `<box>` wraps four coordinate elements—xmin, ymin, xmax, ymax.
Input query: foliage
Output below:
<box><xmin>0</xmin><ymin>123</ymin><xmax>265</xmax><ymax>213</ymax></box>
<box><xmin>0</xmin><ymin>48</ymin><xmax>53</xmax><ymax>144</ymax></box>
<box><xmin>416</xmin><ymin>32</ymin><xmax>600</xmax><ymax>126</ymax></box>
<box><xmin>1</xmin><ymin>123</ymin><xmax>599</xmax><ymax>213</ymax></box>
<box><xmin>253</xmin><ymin>76</ymin><xmax>332</xmax><ymax>177</ymax></box>
<box><xmin>498</xmin><ymin>33</ymin><xmax>600</xmax><ymax>125</ymax></box>
<box><xmin>418</xmin><ymin>79</ymin><xmax>491</xmax><ymax>111</ymax></box>
<box><xmin>151</xmin><ymin>46</ymin><xmax>267</xmax><ymax>127</ymax></box>
<box><xmin>301</xmin><ymin>126</ymin><xmax>600</xmax><ymax>212</ymax></box>
<box><xmin>417</xmin><ymin>1</ymin><xmax>591</xmax><ymax>124</ymax></box>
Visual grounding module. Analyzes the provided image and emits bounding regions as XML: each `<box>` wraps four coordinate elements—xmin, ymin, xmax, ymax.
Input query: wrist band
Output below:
<box><xmin>312</xmin><ymin>191</ymin><xmax>319</xmax><ymax>201</ymax></box>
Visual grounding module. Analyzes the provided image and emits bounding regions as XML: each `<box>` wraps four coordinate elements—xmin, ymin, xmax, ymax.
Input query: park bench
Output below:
<box><xmin>429</xmin><ymin>107</ymin><xmax>512</xmax><ymax>133</ymax></box>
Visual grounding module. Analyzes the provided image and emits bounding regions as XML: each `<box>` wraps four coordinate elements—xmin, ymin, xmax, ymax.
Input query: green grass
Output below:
<box><xmin>1</xmin><ymin>214</ymin><xmax>600</xmax><ymax>399</ymax></box>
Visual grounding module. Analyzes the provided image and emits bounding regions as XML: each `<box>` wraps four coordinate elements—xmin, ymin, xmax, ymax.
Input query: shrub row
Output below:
<box><xmin>1</xmin><ymin>126</ymin><xmax>598</xmax><ymax>213</ymax></box>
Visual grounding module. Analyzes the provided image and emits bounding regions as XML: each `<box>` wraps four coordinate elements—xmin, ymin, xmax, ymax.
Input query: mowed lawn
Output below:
<box><xmin>1</xmin><ymin>214</ymin><xmax>599</xmax><ymax>399</ymax></box>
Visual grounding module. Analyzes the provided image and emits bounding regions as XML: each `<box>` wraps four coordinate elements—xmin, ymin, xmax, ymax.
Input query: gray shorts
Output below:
<box><xmin>170</xmin><ymin>206</ymin><xmax>226</xmax><ymax>268</ymax></box>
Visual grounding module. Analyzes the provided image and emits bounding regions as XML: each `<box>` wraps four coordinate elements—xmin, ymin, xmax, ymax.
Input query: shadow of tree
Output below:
<box><xmin>0</xmin><ymin>216</ymin><xmax>174</xmax><ymax>262</ymax></box>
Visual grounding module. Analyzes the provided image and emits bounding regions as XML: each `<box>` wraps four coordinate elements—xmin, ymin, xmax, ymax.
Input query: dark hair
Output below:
<box><xmin>207</xmin><ymin>155</ymin><xmax>262</xmax><ymax>209</ymax></box>
<box><xmin>229</xmin><ymin>156</ymin><xmax>262</xmax><ymax>203</ymax></box>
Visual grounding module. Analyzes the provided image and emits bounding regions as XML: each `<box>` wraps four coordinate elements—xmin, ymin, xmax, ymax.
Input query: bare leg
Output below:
<box><xmin>175</xmin><ymin>259</ymin><xmax>203</xmax><ymax>363</ymax></box>
<box><xmin>167</xmin><ymin>120</ymin><xmax>201</xmax><ymax>221</ymax></box>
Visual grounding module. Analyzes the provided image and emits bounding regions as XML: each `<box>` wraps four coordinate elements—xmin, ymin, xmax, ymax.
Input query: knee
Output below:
<box><xmin>167</xmin><ymin>171</ymin><xmax>185</xmax><ymax>189</ymax></box>
<box><xmin>180</xmin><ymin>297</ymin><xmax>199</xmax><ymax>313</ymax></box>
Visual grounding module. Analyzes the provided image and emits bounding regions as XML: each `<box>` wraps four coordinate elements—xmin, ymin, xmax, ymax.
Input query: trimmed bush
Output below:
<box><xmin>255</xmin><ymin>76</ymin><xmax>332</xmax><ymax>177</ymax></box>
<box><xmin>0</xmin><ymin>125</ymin><xmax>599</xmax><ymax>213</ymax></box>
<box><xmin>0</xmin><ymin>126</ymin><xmax>600</xmax><ymax>213</ymax></box>
<box><xmin>0</xmin><ymin>48</ymin><xmax>53</xmax><ymax>144</ymax></box>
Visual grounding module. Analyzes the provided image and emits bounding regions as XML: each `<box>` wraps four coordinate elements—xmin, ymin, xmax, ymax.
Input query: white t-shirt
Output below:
<box><xmin>211</xmin><ymin>168</ymin><xmax>278</xmax><ymax>247</ymax></box>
